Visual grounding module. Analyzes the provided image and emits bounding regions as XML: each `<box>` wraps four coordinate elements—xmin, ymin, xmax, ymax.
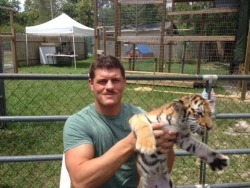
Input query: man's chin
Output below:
<box><xmin>102</xmin><ymin>99</ymin><xmax>120</xmax><ymax>106</ymax></box>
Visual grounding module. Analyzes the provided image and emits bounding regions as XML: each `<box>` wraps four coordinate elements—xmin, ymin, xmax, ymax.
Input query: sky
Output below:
<box><xmin>19</xmin><ymin>0</ymin><xmax>25</xmax><ymax>11</ymax></box>
<box><xmin>20</xmin><ymin>0</ymin><xmax>25</xmax><ymax>5</ymax></box>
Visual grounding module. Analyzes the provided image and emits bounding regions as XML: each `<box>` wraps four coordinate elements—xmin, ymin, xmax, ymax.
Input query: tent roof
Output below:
<box><xmin>25</xmin><ymin>13</ymin><xmax>94</xmax><ymax>36</ymax></box>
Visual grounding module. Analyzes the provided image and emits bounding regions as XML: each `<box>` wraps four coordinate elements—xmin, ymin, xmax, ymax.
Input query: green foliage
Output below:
<box><xmin>60</xmin><ymin>2</ymin><xmax>78</xmax><ymax>19</ymax></box>
<box><xmin>172</xmin><ymin>1</ymin><xmax>237</xmax><ymax>36</ymax></box>
<box><xmin>0</xmin><ymin>0</ymin><xmax>21</xmax><ymax>26</ymax></box>
<box><xmin>121</xmin><ymin>4</ymin><xmax>162</xmax><ymax>28</ymax></box>
<box><xmin>76</xmin><ymin>0</ymin><xmax>93</xmax><ymax>27</ymax></box>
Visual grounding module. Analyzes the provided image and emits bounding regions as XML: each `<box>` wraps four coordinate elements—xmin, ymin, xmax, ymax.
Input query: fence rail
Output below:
<box><xmin>0</xmin><ymin>73</ymin><xmax>249</xmax><ymax>187</ymax></box>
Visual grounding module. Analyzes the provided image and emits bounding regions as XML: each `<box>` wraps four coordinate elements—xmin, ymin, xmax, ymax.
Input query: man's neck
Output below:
<box><xmin>95</xmin><ymin>102</ymin><xmax>121</xmax><ymax>116</ymax></box>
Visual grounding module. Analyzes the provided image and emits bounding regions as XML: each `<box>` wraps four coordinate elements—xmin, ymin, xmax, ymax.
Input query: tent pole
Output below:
<box><xmin>25</xmin><ymin>34</ymin><xmax>29</xmax><ymax>65</ymax></box>
<box><xmin>73</xmin><ymin>34</ymin><xmax>76</xmax><ymax>69</ymax></box>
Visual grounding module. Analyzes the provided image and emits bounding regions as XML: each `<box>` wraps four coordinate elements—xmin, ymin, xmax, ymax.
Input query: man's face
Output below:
<box><xmin>88</xmin><ymin>68</ymin><xmax>126</xmax><ymax>111</ymax></box>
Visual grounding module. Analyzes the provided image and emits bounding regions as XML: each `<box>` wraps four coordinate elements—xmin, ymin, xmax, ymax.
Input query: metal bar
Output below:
<box><xmin>175</xmin><ymin>149</ymin><xmax>250</xmax><ymax>156</ymax></box>
<box><xmin>214</xmin><ymin>113</ymin><xmax>250</xmax><ymax>119</ymax></box>
<box><xmin>0</xmin><ymin>74</ymin><xmax>250</xmax><ymax>81</ymax></box>
<box><xmin>1</xmin><ymin>149</ymin><xmax>249</xmax><ymax>163</ymax></box>
<box><xmin>0</xmin><ymin>154</ymin><xmax>62</xmax><ymax>162</ymax></box>
<box><xmin>0</xmin><ymin>73</ymin><xmax>89</xmax><ymax>80</ymax></box>
<box><xmin>0</xmin><ymin>115</ymin><xmax>69</xmax><ymax>122</ymax></box>
<box><xmin>1</xmin><ymin>113</ymin><xmax>250</xmax><ymax>123</ymax></box>
<box><xmin>177</xmin><ymin>182</ymin><xmax>250</xmax><ymax>188</ymax></box>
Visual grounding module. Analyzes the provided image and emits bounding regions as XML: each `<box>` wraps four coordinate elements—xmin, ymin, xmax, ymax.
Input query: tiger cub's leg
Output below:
<box><xmin>129</xmin><ymin>113</ymin><xmax>156</xmax><ymax>154</ymax></box>
<box><xmin>176</xmin><ymin>134</ymin><xmax>229</xmax><ymax>171</ymax></box>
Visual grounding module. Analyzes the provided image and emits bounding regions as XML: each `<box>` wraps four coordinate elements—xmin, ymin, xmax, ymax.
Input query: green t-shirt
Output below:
<box><xmin>63</xmin><ymin>102</ymin><xmax>144</xmax><ymax>188</ymax></box>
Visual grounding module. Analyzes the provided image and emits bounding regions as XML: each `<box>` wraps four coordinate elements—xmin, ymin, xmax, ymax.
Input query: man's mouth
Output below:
<box><xmin>105</xmin><ymin>92</ymin><xmax>115</xmax><ymax>95</ymax></box>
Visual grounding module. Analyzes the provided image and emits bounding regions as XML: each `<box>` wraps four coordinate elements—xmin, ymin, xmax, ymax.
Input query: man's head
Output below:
<box><xmin>88</xmin><ymin>55</ymin><xmax>126</xmax><ymax>115</ymax></box>
<box><xmin>89</xmin><ymin>55</ymin><xmax>125</xmax><ymax>80</ymax></box>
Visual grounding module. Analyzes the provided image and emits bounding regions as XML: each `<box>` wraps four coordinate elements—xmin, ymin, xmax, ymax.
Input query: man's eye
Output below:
<box><xmin>112</xmin><ymin>79</ymin><xmax>121</xmax><ymax>83</ymax></box>
<box><xmin>98</xmin><ymin>80</ymin><xmax>107</xmax><ymax>84</ymax></box>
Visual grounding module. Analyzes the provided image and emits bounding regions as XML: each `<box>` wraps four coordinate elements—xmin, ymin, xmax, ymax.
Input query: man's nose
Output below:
<box><xmin>106</xmin><ymin>80</ymin><xmax>114</xmax><ymax>88</ymax></box>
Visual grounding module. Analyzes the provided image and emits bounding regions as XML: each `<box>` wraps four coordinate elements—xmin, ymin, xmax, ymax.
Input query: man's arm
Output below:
<box><xmin>65</xmin><ymin>132</ymin><xmax>135</xmax><ymax>188</ymax></box>
<box><xmin>65</xmin><ymin>123</ymin><xmax>176</xmax><ymax>188</ymax></box>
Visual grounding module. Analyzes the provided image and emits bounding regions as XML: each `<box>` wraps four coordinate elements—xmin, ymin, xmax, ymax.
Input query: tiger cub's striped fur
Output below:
<box><xmin>129</xmin><ymin>94</ymin><xmax>229</xmax><ymax>188</ymax></box>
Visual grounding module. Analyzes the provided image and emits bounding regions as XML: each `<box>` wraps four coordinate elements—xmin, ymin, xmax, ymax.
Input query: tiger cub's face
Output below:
<box><xmin>177</xmin><ymin>94</ymin><xmax>213</xmax><ymax>136</ymax></box>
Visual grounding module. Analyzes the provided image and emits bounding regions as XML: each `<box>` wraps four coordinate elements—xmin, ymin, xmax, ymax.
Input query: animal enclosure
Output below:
<box><xmin>93</xmin><ymin>0</ymin><xmax>245</xmax><ymax>75</ymax></box>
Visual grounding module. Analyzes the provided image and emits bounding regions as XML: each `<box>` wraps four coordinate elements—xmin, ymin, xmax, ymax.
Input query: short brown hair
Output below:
<box><xmin>89</xmin><ymin>55</ymin><xmax>125</xmax><ymax>80</ymax></box>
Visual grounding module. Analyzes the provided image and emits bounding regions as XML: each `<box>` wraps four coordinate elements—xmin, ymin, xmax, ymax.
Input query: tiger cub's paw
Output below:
<box><xmin>135</xmin><ymin>135</ymin><xmax>156</xmax><ymax>155</ymax></box>
<box><xmin>208</xmin><ymin>152</ymin><xmax>229</xmax><ymax>171</ymax></box>
<box><xmin>129</xmin><ymin>114</ymin><xmax>156</xmax><ymax>155</ymax></box>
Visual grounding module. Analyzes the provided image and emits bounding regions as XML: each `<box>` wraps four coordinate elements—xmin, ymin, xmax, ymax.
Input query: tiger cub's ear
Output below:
<box><xmin>207</xmin><ymin>99</ymin><xmax>215</xmax><ymax>113</ymax></box>
<box><xmin>172</xmin><ymin>99</ymin><xmax>185</xmax><ymax>113</ymax></box>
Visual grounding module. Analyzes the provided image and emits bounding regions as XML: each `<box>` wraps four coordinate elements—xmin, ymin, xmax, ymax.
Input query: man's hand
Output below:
<box><xmin>151</xmin><ymin>122</ymin><xmax>176</xmax><ymax>154</ymax></box>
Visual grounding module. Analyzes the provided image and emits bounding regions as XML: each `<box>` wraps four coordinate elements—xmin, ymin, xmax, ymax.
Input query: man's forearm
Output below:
<box><xmin>71</xmin><ymin>133</ymin><xmax>135</xmax><ymax>187</ymax></box>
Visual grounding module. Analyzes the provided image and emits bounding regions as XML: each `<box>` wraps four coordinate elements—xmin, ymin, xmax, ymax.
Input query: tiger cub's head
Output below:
<box><xmin>173</xmin><ymin>94</ymin><xmax>213</xmax><ymax>136</ymax></box>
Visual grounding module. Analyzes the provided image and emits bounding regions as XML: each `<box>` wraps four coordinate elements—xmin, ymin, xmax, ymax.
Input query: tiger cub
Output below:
<box><xmin>129</xmin><ymin>94</ymin><xmax>229</xmax><ymax>188</ymax></box>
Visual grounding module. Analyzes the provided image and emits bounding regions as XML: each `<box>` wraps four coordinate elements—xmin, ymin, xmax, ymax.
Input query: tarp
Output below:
<box><xmin>25</xmin><ymin>13</ymin><xmax>94</xmax><ymax>68</ymax></box>
<box><xmin>25</xmin><ymin>13</ymin><xmax>94</xmax><ymax>36</ymax></box>
<box><xmin>126</xmin><ymin>44</ymin><xmax>154</xmax><ymax>58</ymax></box>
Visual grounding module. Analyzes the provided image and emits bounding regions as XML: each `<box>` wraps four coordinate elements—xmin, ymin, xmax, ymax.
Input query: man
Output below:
<box><xmin>63</xmin><ymin>55</ymin><xmax>176</xmax><ymax>187</ymax></box>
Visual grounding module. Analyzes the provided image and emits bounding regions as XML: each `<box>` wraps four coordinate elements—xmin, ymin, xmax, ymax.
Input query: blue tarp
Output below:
<box><xmin>126</xmin><ymin>44</ymin><xmax>153</xmax><ymax>55</ymax></box>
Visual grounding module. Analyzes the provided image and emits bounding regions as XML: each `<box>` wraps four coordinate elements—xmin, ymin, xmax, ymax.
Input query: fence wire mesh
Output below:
<box><xmin>0</xmin><ymin>75</ymin><xmax>249</xmax><ymax>187</ymax></box>
<box><xmin>96</xmin><ymin>0</ymin><xmax>245</xmax><ymax>75</ymax></box>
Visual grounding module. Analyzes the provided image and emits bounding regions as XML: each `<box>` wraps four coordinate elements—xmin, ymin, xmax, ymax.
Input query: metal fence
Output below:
<box><xmin>0</xmin><ymin>73</ymin><xmax>250</xmax><ymax>188</ymax></box>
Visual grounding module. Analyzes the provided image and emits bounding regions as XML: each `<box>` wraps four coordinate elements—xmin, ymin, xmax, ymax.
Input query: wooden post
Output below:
<box><xmin>103</xmin><ymin>27</ymin><xmax>106</xmax><ymax>56</ymax></box>
<box><xmin>96</xmin><ymin>28</ymin><xmax>101</xmax><ymax>58</ymax></box>
<box><xmin>132</xmin><ymin>44</ymin><xmax>135</xmax><ymax>71</ymax></box>
<box><xmin>10</xmin><ymin>10</ymin><xmax>18</xmax><ymax>73</ymax></box>
<box><xmin>93</xmin><ymin>0</ymin><xmax>98</xmax><ymax>59</ymax></box>
<box><xmin>241</xmin><ymin>20</ymin><xmax>250</xmax><ymax>100</ymax></box>
<box><xmin>159</xmin><ymin>0</ymin><xmax>167</xmax><ymax>72</ymax></box>
<box><xmin>154</xmin><ymin>58</ymin><xmax>158</xmax><ymax>72</ymax></box>
<box><xmin>114</xmin><ymin>0</ymin><xmax>121</xmax><ymax>58</ymax></box>
<box><xmin>181</xmin><ymin>41</ymin><xmax>186</xmax><ymax>73</ymax></box>
<box><xmin>117</xmin><ymin>2</ymin><xmax>121</xmax><ymax>58</ymax></box>
<box><xmin>168</xmin><ymin>0</ymin><xmax>175</xmax><ymax>73</ymax></box>
<box><xmin>128</xmin><ymin>58</ymin><xmax>131</xmax><ymax>71</ymax></box>
<box><xmin>197</xmin><ymin>14</ymin><xmax>205</xmax><ymax>74</ymax></box>
<box><xmin>0</xmin><ymin>41</ymin><xmax>7</xmax><ymax>129</ymax></box>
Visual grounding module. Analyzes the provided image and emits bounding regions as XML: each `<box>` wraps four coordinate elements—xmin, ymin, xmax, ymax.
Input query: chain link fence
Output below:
<box><xmin>0</xmin><ymin>74</ymin><xmax>250</xmax><ymax>187</ymax></box>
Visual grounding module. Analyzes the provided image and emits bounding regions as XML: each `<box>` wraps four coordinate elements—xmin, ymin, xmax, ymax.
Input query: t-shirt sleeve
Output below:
<box><xmin>63</xmin><ymin>114</ymin><xmax>93</xmax><ymax>152</ymax></box>
<box><xmin>132</xmin><ymin>105</ymin><xmax>146</xmax><ymax>114</ymax></box>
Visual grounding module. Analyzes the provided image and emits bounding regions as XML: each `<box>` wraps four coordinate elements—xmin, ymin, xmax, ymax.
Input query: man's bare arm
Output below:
<box><xmin>65</xmin><ymin>123</ymin><xmax>176</xmax><ymax>188</ymax></box>
<box><xmin>65</xmin><ymin>132</ymin><xmax>135</xmax><ymax>188</ymax></box>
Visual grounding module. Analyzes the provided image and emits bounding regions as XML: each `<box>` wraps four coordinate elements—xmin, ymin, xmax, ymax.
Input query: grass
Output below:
<box><xmin>18</xmin><ymin>59</ymin><xmax>92</xmax><ymax>74</ymax></box>
<box><xmin>3</xmin><ymin>51</ymin><xmax>12</xmax><ymax>65</ymax></box>
<box><xmin>121</xmin><ymin>58</ymin><xmax>229</xmax><ymax>75</ymax></box>
<box><xmin>1</xmin><ymin>57</ymin><xmax>249</xmax><ymax>187</ymax></box>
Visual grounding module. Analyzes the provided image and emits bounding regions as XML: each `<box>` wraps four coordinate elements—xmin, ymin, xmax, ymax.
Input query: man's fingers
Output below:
<box><xmin>151</xmin><ymin>122</ymin><xmax>164</xmax><ymax>130</ymax></box>
<box><xmin>153</xmin><ymin>129</ymin><xmax>165</xmax><ymax>138</ymax></box>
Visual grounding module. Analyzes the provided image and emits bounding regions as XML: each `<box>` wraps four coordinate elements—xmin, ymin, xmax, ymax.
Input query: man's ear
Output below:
<box><xmin>123</xmin><ymin>77</ymin><xmax>127</xmax><ymax>85</ymax></box>
<box><xmin>88</xmin><ymin>78</ymin><xmax>94</xmax><ymax>91</ymax></box>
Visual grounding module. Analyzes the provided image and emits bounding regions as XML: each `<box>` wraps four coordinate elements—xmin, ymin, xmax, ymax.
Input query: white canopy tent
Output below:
<box><xmin>25</xmin><ymin>13</ymin><xmax>94</xmax><ymax>68</ymax></box>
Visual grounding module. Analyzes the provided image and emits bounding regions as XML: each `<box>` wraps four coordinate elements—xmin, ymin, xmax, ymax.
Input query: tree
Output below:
<box><xmin>0</xmin><ymin>0</ymin><xmax>21</xmax><ymax>26</ymax></box>
<box><xmin>76</xmin><ymin>0</ymin><xmax>93</xmax><ymax>27</ymax></box>
<box><xmin>60</xmin><ymin>0</ymin><xmax>93</xmax><ymax>27</ymax></box>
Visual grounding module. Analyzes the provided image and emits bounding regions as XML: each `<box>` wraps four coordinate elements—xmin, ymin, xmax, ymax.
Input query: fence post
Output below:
<box><xmin>199</xmin><ymin>80</ymin><xmax>215</xmax><ymax>185</ymax></box>
<box><xmin>241</xmin><ymin>20</ymin><xmax>250</xmax><ymax>100</ymax></box>
<box><xmin>0</xmin><ymin>41</ymin><xmax>7</xmax><ymax>128</ymax></box>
